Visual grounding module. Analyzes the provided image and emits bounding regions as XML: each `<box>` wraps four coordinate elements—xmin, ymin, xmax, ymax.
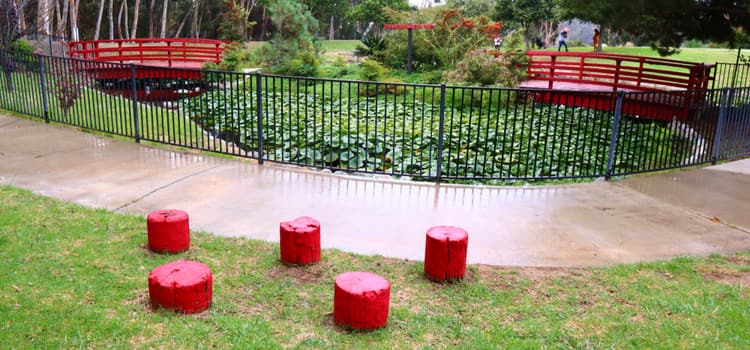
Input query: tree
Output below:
<box><xmin>446</xmin><ymin>0</ymin><xmax>494</xmax><ymax>18</ymax></box>
<box><xmin>493</xmin><ymin>0</ymin><xmax>562</xmax><ymax>47</ymax></box>
<box><xmin>562</xmin><ymin>0</ymin><xmax>750</xmax><ymax>55</ymax></box>
<box><xmin>348</xmin><ymin>0</ymin><xmax>409</xmax><ymax>34</ymax></box>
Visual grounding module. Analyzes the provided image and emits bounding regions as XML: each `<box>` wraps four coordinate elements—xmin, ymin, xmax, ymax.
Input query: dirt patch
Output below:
<box><xmin>701</xmin><ymin>270</ymin><xmax>750</xmax><ymax>287</ymax></box>
<box><xmin>323</xmin><ymin>51</ymin><xmax>360</xmax><ymax>64</ymax></box>
<box><xmin>726</xmin><ymin>256</ymin><xmax>750</xmax><ymax>266</ymax></box>
<box><xmin>267</xmin><ymin>263</ymin><xmax>329</xmax><ymax>285</ymax></box>
<box><xmin>475</xmin><ymin>264</ymin><xmax>587</xmax><ymax>289</ymax></box>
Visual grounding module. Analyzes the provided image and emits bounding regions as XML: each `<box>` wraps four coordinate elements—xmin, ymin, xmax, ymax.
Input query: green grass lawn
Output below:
<box><xmin>1</xmin><ymin>185</ymin><xmax>748</xmax><ymax>349</ymax></box>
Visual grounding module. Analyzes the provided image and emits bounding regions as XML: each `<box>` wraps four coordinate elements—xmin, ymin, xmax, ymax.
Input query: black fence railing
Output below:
<box><xmin>1</xmin><ymin>50</ymin><xmax>749</xmax><ymax>183</ymax></box>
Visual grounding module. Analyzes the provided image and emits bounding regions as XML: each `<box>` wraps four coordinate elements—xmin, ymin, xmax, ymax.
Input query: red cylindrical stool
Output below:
<box><xmin>148</xmin><ymin>260</ymin><xmax>212</xmax><ymax>314</ymax></box>
<box><xmin>279</xmin><ymin>216</ymin><xmax>321</xmax><ymax>265</ymax></box>
<box><xmin>333</xmin><ymin>271</ymin><xmax>391</xmax><ymax>330</ymax></box>
<box><xmin>147</xmin><ymin>209</ymin><xmax>190</xmax><ymax>253</ymax></box>
<box><xmin>424</xmin><ymin>225</ymin><xmax>469</xmax><ymax>282</ymax></box>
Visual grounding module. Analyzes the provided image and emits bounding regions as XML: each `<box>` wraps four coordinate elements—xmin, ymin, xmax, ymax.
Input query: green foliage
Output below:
<box><xmin>260</xmin><ymin>0</ymin><xmax>320</xmax><ymax>65</ymax></box>
<box><xmin>358</xmin><ymin>58</ymin><xmax>389</xmax><ymax>82</ymax></box>
<box><xmin>347</xmin><ymin>0</ymin><xmax>409</xmax><ymax>26</ymax></box>
<box><xmin>354</xmin><ymin>33</ymin><xmax>387</xmax><ymax>60</ymax></box>
<box><xmin>273</xmin><ymin>52</ymin><xmax>320</xmax><ymax>77</ymax></box>
<box><xmin>443</xmin><ymin>31</ymin><xmax>527</xmax><ymax>87</ymax></box>
<box><xmin>8</xmin><ymin>39</ymin><xmax>33</xmax><ymax>53</ymax></box>
<box><xmin>214</xmin><ymin>42</ymin><xmax>254</xmax><ymax>71</ymax></box>
<box><xmin>381</xmin><ymin>8</ymin><xmax>502</xmax><ymax>71</ymax></box>
<box><xmin>217</xmin><ymin>0</ymin><xmax>255</xmax><ymax>42</ymax></box>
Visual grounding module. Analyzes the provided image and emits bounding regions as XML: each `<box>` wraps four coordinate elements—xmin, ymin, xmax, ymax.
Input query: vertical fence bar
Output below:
<box><xmin>38</xmin><ymin>55</ymin><xmax>50</xmax><ymax>123</ymax></box>
<box><xmin>711</xmin><ymin>88</ymin><xmax>731</xmax><ymax>164</ymax></box>
<box><xmin>130</xmin><ymin>64</ymin><xmax>140</xmax><ymax>143</ymax></box>
<box><xmin>605</xmin><ymin>92</ymin><xmax>624</xmax><ymax>179</ymax></box>
<box><xmin>255</xmin><ymin>72</ymin><xmax>264</xmax><ymax>164</ymax></box>
<box><xmin>435</xmin><ymin>83</ymin><xmax>447</xmax><ymax>182</ymax></box>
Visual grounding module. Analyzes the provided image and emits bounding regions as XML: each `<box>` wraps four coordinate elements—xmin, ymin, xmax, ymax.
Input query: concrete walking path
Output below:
<box><xmin>2</xmin><ymin>113</ymin><xmax>749</xmax><ymax>266</ymax></box>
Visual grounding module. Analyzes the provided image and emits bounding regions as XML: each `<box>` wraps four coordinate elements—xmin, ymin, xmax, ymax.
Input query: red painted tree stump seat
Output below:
<box><xmin>279</xmin><ymin>216</ymin><xmax>321</xmax><ymax>265</ymax></box>
<box><xmin>148</xmin><ymin>260</ymin><xmax>212</xmax><ymax>314</ymax></box>
<box><xmin>334</xmin><ymin>271</ymin><xmax>391</xmax><ymax>330</ymax></box>
<box><xmin>424</xmin><ymin>226</ymin><xmax>469</xmax><ymax>282</ymax></box>
<box><xmin>147</xmin><ymin>209</ymin><xmax>190</xmax><ymax>253</ymax></box>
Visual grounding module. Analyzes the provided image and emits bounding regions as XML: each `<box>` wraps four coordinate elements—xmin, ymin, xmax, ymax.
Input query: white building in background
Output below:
<box><xmin>408</xmin><ymin>0</ymin><xmax>444</xmax><ymax>8</ymax></box>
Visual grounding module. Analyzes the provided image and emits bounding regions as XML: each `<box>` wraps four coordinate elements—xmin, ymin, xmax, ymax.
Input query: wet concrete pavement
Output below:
<box><xmin>2</xmin><ymin>113</ymin><xmax>750</xmax><ymax>266</ymax></box>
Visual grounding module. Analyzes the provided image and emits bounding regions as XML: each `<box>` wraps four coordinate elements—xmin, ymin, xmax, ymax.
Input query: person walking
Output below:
<box><xmin>593</xmin><ymin>28</ymin><xmax>600</xmax><ymax>52</ymax></box>
<box><xmin>557</xmin><ymin>27</ymin><xmax>569</xmax><ymax>52</ymax></box>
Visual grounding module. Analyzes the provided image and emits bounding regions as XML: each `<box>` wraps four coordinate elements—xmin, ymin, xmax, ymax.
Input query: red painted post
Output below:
<box><xmin>148</xmin><ymin>260</ymin><xmax>212</xmax><ymax>314</ymax></box>
<box><xmin>424</xmin><ymin>225</ymin><xmax>468</xmax><ymax>282</ymax></box>
<box><xmin>279</xmin><ymin>216</ymin><xmax>321</xmax><ymax>265</ymax></box>
<box><xmin>147</xmin><ymin>209</ymin><xmax>190</xmax><ymax>253</ymax></box>
<box><xmin>334</xmin><ymin>271</ymin><xmax>390</xmax><ymax>330</ymax></box>
<box><xmin>548</xmin><ymin>55</ymin><xmax>556</xmax><ymax>89</ymax></box>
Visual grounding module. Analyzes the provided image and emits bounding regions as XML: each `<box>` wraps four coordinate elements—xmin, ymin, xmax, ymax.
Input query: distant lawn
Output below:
<box><xmin>1</xmin><ymin>185</ymin><xmax>748</xmax><ymax>348</ymax></box>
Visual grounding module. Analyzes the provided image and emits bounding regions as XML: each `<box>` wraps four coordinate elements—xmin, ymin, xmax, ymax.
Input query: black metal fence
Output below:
<box><xmin>1</xmin><ymin>50</ymin><xmax>749</xmax><ymax>182</ymax></box>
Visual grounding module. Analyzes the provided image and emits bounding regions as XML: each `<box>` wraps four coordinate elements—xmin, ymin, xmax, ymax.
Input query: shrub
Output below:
<box><xmin>354</xmin><ymin>33</ymin><xmax>386</xmax><ymax>60</ymax></box>
<box><xmin>274</xmin><ymin>52</ymin><xmax>319</xmax><ymax>77</ymax></box>
<box><xmin>358</xmin><ymin>58</ymin><xmax>388</xmax><ymax>82</ymax></box>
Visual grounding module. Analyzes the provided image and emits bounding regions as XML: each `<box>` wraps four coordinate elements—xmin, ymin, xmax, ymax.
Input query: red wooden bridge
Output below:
<box><xmin>520</xmin><ymin>51</ymin><xmax>715</xmax><ymax>121</ymax></box>
<box><xmin>66</xmin><ymin>38</ymin><xmax>227</xmax><ymax>101</ymax></box>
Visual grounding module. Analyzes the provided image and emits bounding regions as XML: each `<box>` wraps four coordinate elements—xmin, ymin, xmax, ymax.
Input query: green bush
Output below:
<box><xmin>358</xmin><ymin>58</ymin><xmax>389</xmax><ymax>82</ymax></box>
<box><xmin>274</xmin><ymin>52</ymin><xmax>320</xmax><ymax>77</ymax></box>
<box><xmin>9</xmin><ymin>40</ymin><xmax>34</xmax><ymax>53</ymax></box>
<box><xmin>354</xmin><ymin>33</ymin><xmax>386</xmax><ymax>60</ymax></box>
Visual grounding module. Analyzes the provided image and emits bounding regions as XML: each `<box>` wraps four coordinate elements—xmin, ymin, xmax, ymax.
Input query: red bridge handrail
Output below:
<box><xmin>525</xmin><ymin>51</ymin><xmax>714</xmax><ymax>92</ymax></box>
<box><xmin>66</xmin><ymin>38</ymin><xmax>229</xmax><ymax>67</ymax></box>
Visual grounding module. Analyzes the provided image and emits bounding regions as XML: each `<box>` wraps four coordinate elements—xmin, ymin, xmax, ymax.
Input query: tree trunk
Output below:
<box><xmin>329</xmin><ymin>16</ymin><xmax>334</xmax><ymax>40</ymax></box>
<box><xmin>190</xmin><ymin>0</ymin><xmax>199</xmax><ymax>38</ymax></box>
<box><xmin>108</xmin><ymin>0</ymin><xmax>114</xmax><ymax>39</ymax></box>
<box><xmin>38</xmin><ymin>0</ymin><xmax>52</xmax><ymax>35</ymax></box>
<box><xmin>117</xmin><ymin>0</ymin><xmax>125</xmax><ymax>39</ymax></box>
<box><xmin>147</xmin><ymin>0</ymin><xmax>155</xmax><ymax>37</ymax></box>
<box><xmin>172</xmin><ymin>6</ymin><xmax>191</xmax><ymax>37</ymax></box>
<box><xmin>69</xmin><ymin>0</ymin><xmax>79</xmax><ymax>41</ymax></box>
<box><xmin>93</xmin><ymin>0</ymin><xmax>105</xmax><ymax>40</ymax></box>
<box><xmin>130</xmin><ymin>0</ymin><xmax>140</xmax><ymax>38</ymax></box>
<box><xmin>259</xmin><ymin>5</ymin><xmax>266</xmax><ymax>39</ymax></box>
<box><xmin>123</xmin><ymin>0</ymin><xmax>130</xmax><ymax>39</ymax></box>
<box><xmin>159</xmin><ymin>0</ymin><xmax>168</xmax><ymax>38</ymax></box>
<box><xmin>56</xmin><ymin>0</ymin><xmax>70</xmax><ymax>38</ymax></box>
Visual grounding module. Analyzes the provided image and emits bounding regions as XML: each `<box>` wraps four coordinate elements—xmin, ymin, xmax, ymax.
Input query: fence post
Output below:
<box><xmin>435</xmin><ymin>84</ymin><xmax>447</xmax><ymax>182</ymax></box>
<box><xmin>605</xmin><ymin>92</ymin><xmax>624</xmax><ymax>180</ymax></box>
<box><xmin>255</xmin><ymin>72</ymin><xmax>264</xmax><ymax>164</ymax></box>
<box><xmin>711</xmin><ymin>88</ymin><xmax>731</xmax><ymax>164</ymax></box>
<box><xmin>47</xmin><ymin>35</ymin><xmax>53</xmax><ymax>56</ymax></box>
<box><xmin>38</xmin><ymin>55</ymin><xmax>50</xmax><ymax>123</ymax></box>
<box><xmin>130</xmin><ymin>64</ymin><xmax>140</xmax><ymax>143</ymax></box>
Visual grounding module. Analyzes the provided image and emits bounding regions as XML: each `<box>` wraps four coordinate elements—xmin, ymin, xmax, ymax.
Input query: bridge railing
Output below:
<box><xmin>66</xmin><ymin>38</ymin><xmax>228</xmax><ymax>66</ymax></box>
<box><xmin>526</xmin><ymin>51</ymin><xmax>714</xmax><ymax>92</ymax></box>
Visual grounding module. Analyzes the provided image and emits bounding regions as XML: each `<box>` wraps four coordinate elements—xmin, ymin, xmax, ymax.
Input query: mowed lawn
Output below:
<box><xmin>1</xmin><ymin>185</ymin><xmax>748</xmax><ymax>349</ymax></box>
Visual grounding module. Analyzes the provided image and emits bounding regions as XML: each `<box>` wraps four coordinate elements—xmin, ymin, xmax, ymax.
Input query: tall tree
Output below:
<box><xmin>131</xmin><ymin>0</ymin><xmax>141</xmax><ymax>38</ymax></box>
<box><xmin>493</xmin><ymin>0</ymin><xmax>562</xmax><ymax>47</ymax></box>
<box><xmin>159</xmin><ymin>0</ymin><xmax>169</xmax><ymax>38</ymax></box>
<box><xmin>562</xmin><ymin>0</ymin><xmax>750</xmax><ymax>54</ymax></box>
<box><xmin>108</xmin><ymin>0</ymin><xmax>114</xmax><ymax>39</ymax></box>
<box><xmin>37</xmin><ymin>0</ymin><xmax>53</xmax><ymax>35</ymax></box>
<box><xmin>94</xmin><ymin>0</ymin><xmax>106</xmax><ymax>39</ymax></box>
